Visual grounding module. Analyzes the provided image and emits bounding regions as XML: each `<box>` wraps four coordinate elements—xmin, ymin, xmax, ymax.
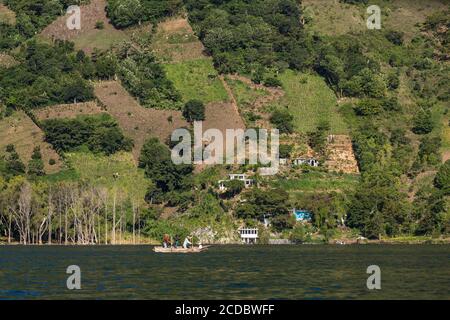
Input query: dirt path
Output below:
<box><xmin>219</xmin><ymin>75</ymin><xmax>241</xmax><ymax>118</ymax></box>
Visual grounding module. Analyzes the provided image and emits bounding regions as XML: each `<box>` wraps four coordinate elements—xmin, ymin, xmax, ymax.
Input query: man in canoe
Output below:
<box><xmin>163</xmin><ymin>234</ymin><xmax>171</xmax><ymax>248</ymax></box>
<box><xmin>183</xmin><ymin>236</ymin><xmax>192</xmax><ymax>249</ymax></box>
<box><xmin>173</xmin><ymin>234</ymin><xmax>180</xmax><ymax>248</ymax></box>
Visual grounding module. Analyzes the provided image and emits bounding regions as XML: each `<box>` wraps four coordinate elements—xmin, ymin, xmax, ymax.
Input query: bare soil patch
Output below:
<box><xmin>0</xmin><ymin>3</ymin><xmax>15</xmax><ymax>25</ymax></box>
<box><xmin>0</xmin><ymin>53</ymin><xmax>18</xmax><ymax>68</ymax></box>
<box><xmin>94</xmin><ymin>81</ymin><xmax>188</xmax><ymax>160</ymax></box>
<box><xmin>33</xmin><ymin>101</ymin><xmax>105</xmax><ymax>121</ymax></box>
<box><xmin>40</xmin><ymin>0</ymin><xmax>128</xmax><ymax>54</ymax></box>
<box><xmin>0</xmin><ymin>112</ymin><xmax>62</xmax><ymax>173</ymax></box>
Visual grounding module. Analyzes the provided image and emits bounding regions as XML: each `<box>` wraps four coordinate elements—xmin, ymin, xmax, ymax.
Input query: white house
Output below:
<box><xmin>292</xmin><ymin>158</ymin><xmax>319</xmax><ymax>167</ymax></box>
<box><xmin>219</xmin><ymin>174</ymin><xmax>254</xmax><ymax>191</ymax></box>
<box><xmin>238</xmin><ymin>228</ymin><xmax>258</xmax><ymax>244</ymax></box>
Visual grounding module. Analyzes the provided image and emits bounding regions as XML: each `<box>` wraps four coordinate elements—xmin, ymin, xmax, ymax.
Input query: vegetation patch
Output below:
<box><xmin>271</xmin><ymin>172</ymin><xmax>360</xmax><ymax>195</ymax></box>
<box><xmin>302</xmin><ymin>0</ymin><xmax>366</xmax><ymax>36</ymax></box>
<box><xmin>275</xmin><ymin>71</ymin><xmax>348</xmax><ymax>134</ymax></box>
<box><xmin>164</xmin><ymin>58</ymin><xmax>229</xmax><ymax>104</ymax></box>
<box><xmin>66</xmin><ymin>151</ymin><xmax>149</xmax><ymax>198</ymax></box>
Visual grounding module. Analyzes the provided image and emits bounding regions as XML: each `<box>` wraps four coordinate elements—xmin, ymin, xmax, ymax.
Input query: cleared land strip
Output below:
<box><xmin>94</xmin><ymin>81</ymin><xmax>188</xmax><ymax>160</ymax></box>
<box><xmin>40</xmin><ymin>0</ymin><xmax>128</xmax><ymax>54</ymax></box>
<box><xmin>34</xmin><ymin>102</ymin><xmax>105</xmax><ymax>121</ymax></box>
<box><xmin>0</xmin><ymin>111</ymin><xmax>62</xmax><ymax>173</ymax></box>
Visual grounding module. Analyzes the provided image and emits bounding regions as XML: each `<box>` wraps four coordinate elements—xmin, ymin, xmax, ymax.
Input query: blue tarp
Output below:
<box><xmin>293</xmin><ymin>210</ymin><xmax>312</xmax><ymax>221</ymax></box>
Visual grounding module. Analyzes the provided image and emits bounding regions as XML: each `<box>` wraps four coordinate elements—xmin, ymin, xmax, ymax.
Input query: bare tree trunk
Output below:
<box><xmin>138</xmin><ymin>206</ymin><xmax>141</xmax><ymax>244</ymax></box>
<box><xmin>104</xmin><ymin>197</ymin><xmax>108</xmax><ymax>245</ymax></box>
<box><xmin>48</xmin><ymin>195</ymin><xmax>53</xmax><ymax>245</ymax></box>
<box><xmin>132</xmin><ymin>201</ymin><xmax>136</xmax><ymax>245</ymax></box>
<box><xmin>8</xmin><ymin>213</ymin><xmax>12</xmax><ymax>244</ymax></box>
<box><xmin>64</xmin><ymin>209</ymin><xmax>68</xmax><ymax>245</ymax></box>
<box><xmin>112</xmin><ymin>191</ymin><xmax>116</xmax><ymax>245</ymax></box>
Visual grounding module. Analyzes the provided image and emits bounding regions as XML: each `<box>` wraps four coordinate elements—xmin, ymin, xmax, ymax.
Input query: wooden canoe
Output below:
<box><xmin>153</xmin><ymin>246</ymin><xmax>209</xmax><ymax>253</ymax></box>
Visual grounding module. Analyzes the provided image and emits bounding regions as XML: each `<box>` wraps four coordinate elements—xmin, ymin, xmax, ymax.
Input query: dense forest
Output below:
<box><xmin>0</xmin><ymin>0</ymin><xmax>448</xmax><ymax>245</ymax></box>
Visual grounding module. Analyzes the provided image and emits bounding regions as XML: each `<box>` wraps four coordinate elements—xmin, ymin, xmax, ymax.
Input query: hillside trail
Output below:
<box><xmin>219</xmin><ymin>75</ymin><xmax>241</xmax><ymax>117</ymax></box>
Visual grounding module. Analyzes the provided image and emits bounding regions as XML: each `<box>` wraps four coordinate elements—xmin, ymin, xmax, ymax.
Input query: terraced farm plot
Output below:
<box><xmin>34</xmin><ymin>102</ymin><xmax>105</xmax><ymax>121</ymax></box>
<box><xmin>0</xmin><ymin>3</ymin><xmax>16</xmax><ymax>25</ymax></box>
<box><xmin>94</xmin><ymin>81</ymin><xmax>188</xmax><ymax>160</ymax></box>
<box><xmin>164</xmin><ymin>58</ymin><xmax>229</xmax><ymax>104</ymax></box>
<box><xmin>276</xmin><ymin>70</ymin><xmax>348</xmax><ymax>134</ymax></box>
<box><xmin>40</xmin><ymin>0</ymin><xmax>128</xmax><ymax>54</ymax></box>
<box><xmin>151</xmin><ymin>17</ymin><xmax>205</xmax><ymax>63</ymax></box>
<box><xmin>0</xmin><ymin>112</ymin><xmax>62</xmax><ymax>173</ymax></box>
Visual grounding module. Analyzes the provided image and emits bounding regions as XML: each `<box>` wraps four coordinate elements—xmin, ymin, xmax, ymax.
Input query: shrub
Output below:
<box><xmin>270</xmin><ymin>109</ymin><xmax>294</xmax><ymax>134</ymax></box>
<box><xmin>95</xmin><ymin>21</ymin><xmax>105</xmax><ymax>29</ymax></box>
<box><xmin>183</xmin><ymin>100</ymin><xmax>205</xmax><ymax>122</ymax></box>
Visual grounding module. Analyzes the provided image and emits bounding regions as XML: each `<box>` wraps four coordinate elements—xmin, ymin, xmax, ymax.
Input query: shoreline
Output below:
<box><xmin>1</xmin><ymin>239</ymin><xmax>450</xmax><ymax>246</ymax></box>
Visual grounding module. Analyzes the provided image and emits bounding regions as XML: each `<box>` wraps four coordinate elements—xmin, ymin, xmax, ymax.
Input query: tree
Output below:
<box><xmin>434</xmin><ymin>160</ymin><xmax>450</xmax><ymax>191</ymax></box>
<box><xmin>5</xmin><ymin>146</ymin><xmax>25</xmax><ymax>177</ymax></box>
<box><xmin>106</xmin><ymin>0</ymin><xmax>144</xmax><ymax>28</ymax></box>
<box><xmin>270</xmin><ymin>109</ymin><xmax>294</xmax><ymax>134</ymax></box>
<box><xmin>412</xmin><ymin>109</ymin><xmax>434</xmax><ymax>134</ymax></box>
<box><xmin>183</xmin><ymin>100</ymin><xmax>205</xmax><ymax>122</ymax></box>
<box><xmin>236</xmin><ymin>188</ymin><xmax>290</xmax><ymax>221</ymax></box>
<box><xmin>223</xmin><ymin>179</ymin><xmax>244</xmax><ymax>198</ymax></box>
<box><xmin>139</xmin><ymin>138</ymin><xmax>193</xmax><ymax>194</ymax></box>
<box><xmin>279</xmin><ymin>144</ymin><xmax>293</xmax><ymax>159</ymax></box>
<box><xmin>347</xmin><ymin>166</ymin><xmax>411</xmax><ymax>238</ymax></box>
<box><xmin>28</xmin><ymin>146</ymin><xmax>45</xmax><ymax>177</ymax></box>
<box><xmin>308</xmin><ymin>120</ymin><xmax>330</xmax><ymax>155</ymax></box>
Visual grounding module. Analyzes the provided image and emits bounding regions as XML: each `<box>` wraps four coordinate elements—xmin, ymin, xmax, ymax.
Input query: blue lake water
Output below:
<box><xmin>0</xmin><ymin>245</ymin><xmax>448</xmax><ymax>299</ymax></box>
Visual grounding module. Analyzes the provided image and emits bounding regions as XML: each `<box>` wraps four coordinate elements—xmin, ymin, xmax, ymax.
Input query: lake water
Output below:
<box><xmin>0</xmin><ymin>245</ymin><xmax>448</xmax><ymax>300</ymax></box>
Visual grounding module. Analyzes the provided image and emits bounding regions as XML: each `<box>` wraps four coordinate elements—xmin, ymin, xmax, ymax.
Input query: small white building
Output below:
<box><xmin>279</xmin><ymin>158</ymin><xmax>288</xmax><ymax>166</ymax></box>
<box><xmin>219</xmin><ymin>174</ymin><xmax>254</xmax><ymax>191</ymax></box>
<box><xmin>292</xmin><ymin>158</ymin><xmax>319</xmax><ymax>167</ymax></box>
<box><xmin>238</xmin><ymin>228</ymin><xmax>258</xmax><ymax>244</ymax></box>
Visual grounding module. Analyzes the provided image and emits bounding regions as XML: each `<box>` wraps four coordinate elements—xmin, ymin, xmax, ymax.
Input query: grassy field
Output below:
<box><xmin>303</xmin><ymin>0</ymin><xmax>446</xmax><ymax>41</ymax></box>
<box><xmin>271</xmin><ymin>171</ymin><xmax>360</xmax><ymax>194</ymax></box>
<box><xmin>71</xmin><ymin>28</ymin><xmax>129</xmax><ymax>53</ymax></box>
<box><xmin>164</xmin><ymin>58</ymin><xmax>229</xmax><ymax>104</ymax></box>
<box><xmin>60</xmin><ymin>151</ymin><xmax>150</xmax><ymax>199</ymax></box>
<box><xmin>303</xmin><ymin>0</ymin><xmax>365</xmax><ymax>36</ymax></box>
<box><xmin>276</xmin><ymin>70</ymin><xmax>348</xmax><ymax>134</ymax></box>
